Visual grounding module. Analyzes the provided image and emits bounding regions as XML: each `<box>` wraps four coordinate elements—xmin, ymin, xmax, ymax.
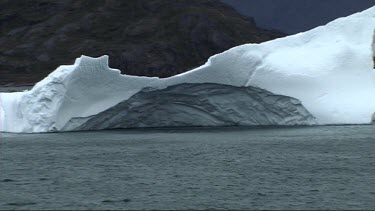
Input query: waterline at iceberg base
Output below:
<box><xmin>1</xmin><ymin>6</ymin><xmax>375</xmax><ymax>133</ymax></box>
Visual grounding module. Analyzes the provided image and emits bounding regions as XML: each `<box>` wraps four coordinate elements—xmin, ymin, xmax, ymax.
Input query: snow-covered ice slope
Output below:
<box><xmin>1</xmin><ymin>6</ymin><xmax>374</xmax><ymax>133</ymax></box>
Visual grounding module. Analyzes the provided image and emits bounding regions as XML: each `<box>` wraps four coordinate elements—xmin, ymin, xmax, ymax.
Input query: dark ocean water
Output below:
<box><xmin>1</xmin><ymin>125</ymin><xmax>375</xmax><ymax>210</ymax></box>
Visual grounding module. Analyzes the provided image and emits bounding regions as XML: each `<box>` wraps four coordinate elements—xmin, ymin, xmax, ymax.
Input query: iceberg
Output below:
<box><xmin>0</xmin><ymin>6</ymin><xmax>374</xmax><ymax>133</ymax></box>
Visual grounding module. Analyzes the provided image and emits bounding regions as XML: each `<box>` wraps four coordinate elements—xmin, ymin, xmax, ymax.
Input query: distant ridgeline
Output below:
<box><xmin>0</xmin><ymin>0</ymin><xmax>285</xmax><ymax>86</ymax></box>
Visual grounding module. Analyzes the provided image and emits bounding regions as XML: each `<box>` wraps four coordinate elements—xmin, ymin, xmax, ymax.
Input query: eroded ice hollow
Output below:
<box><xmin>1</xmin><ymin>6</ymin><xmax>375</xmax><ymax>133</ymax></box>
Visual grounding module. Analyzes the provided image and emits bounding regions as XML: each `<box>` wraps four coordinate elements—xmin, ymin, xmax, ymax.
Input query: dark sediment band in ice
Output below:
<box><xmin>74</xmin><ymin>83</ymin><xmax>317</xmax><ymax>131</ymax></box>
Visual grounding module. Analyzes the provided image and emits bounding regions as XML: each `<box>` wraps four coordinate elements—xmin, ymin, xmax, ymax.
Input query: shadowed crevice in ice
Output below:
<box><xmin>72</xmin><ymin>83</ymin><xmax>316</xmax><ymax>131</ymax></box>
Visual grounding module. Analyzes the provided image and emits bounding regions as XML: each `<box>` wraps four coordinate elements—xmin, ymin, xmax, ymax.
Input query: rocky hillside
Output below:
<box><xmin>0</xmin><ymin>0</ymin><xmax>285</xmax><ymax>86</ymax></box>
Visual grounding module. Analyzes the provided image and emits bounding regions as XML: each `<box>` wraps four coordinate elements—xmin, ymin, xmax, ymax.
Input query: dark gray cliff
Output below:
<box><xmin>0</xmin><ymin>0</ymin><xmax>285</xmax><ymax>86</ymax></box>
<box><xmin>73</xmin><ymin>83</ymin><xmax>317</xmax><ymax>131</ymax></box>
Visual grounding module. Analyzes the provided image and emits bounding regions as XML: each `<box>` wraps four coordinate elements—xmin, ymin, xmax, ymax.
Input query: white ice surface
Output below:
<box><xmin>1</xmin><ymin>6</ymin><xmax>375</xmax><ymax>133</ymax></box>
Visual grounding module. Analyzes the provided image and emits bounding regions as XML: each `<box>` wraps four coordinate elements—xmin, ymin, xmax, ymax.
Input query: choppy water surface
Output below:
<box><xmin>1</xmin><ymin>126</ymin><xmax>375</xmax><ymax>210</ymax></box>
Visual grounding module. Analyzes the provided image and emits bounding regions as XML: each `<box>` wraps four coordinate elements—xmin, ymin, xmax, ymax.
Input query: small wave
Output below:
<box><xmin>6</xmin><ymin>202</ymin><xmax>37</xmax><ymax>206</ymax></box>
<box><xmin>102</xmin><ymin>199</ymin><xmax>131</xmax><ymax>203</ymax></box>
<box><xmin>1</xmin><ymin>179</ymin><xmax>15</xmax><ymax>182</ymax></box>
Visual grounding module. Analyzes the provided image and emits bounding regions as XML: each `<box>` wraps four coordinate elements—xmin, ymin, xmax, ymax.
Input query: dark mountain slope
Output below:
<box><xmin>0</xmin><ymin>0</ymin><xmax>284</xmax><ymax>86</ymax></box>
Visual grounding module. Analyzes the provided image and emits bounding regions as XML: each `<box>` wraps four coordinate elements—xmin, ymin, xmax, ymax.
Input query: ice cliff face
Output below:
<box><xmin>1</xmin><ymin>6</ymin><xmax>375</xmax><ymax>133</ymax></box>
<box><xmin>0</xmin><ymin>56</ymin><xmax>316</xmax><ymax>133</ymax></box>
<box><xmin>72</xmin><ymin>83</ymin><xmax>316</xmax><ymax>131</ymax></box>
